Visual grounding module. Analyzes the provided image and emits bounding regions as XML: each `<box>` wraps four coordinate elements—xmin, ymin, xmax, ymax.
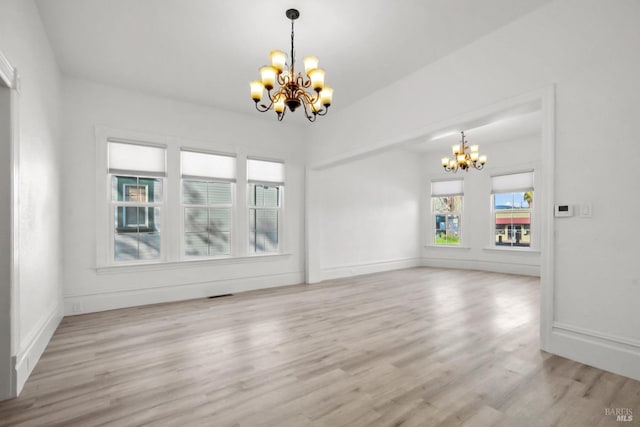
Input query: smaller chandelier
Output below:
<box><xmin>249</xmin><ymin>9</ymin><xmax>333</xmax><ymax>122</ymax></box>
<box><xmin>441</xmin><ymin>131</ymin><xmax>487</xmax><ymax>172</ymax></box>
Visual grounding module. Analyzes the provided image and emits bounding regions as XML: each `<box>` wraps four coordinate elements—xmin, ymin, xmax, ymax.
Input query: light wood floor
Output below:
<box><xmin>0</xmin><ymin>268</ymin><xmax>638</xmax><ymax>426</ymax></box>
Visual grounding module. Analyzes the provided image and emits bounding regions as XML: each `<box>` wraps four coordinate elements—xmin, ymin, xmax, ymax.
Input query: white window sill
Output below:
<box><xmin>482</xmin><ymin>247</ymin><xmax>540</xmax><ymax>254</ymax></box>
<box><xmin>96</xmin><ymin>253</ymin><xmax>292</xmax><ymax>274</ymax></box>
<box><xmin>424</xmin><ymin>245</ymin><xmax>471</xmax><ymax>250</ymax></box>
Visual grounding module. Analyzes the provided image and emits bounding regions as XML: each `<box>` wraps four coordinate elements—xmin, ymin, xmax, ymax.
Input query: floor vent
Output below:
<box><xmin>208</xmin><ymin>293</ymin><xmax>233</xmax><ymax>299</ymax></box>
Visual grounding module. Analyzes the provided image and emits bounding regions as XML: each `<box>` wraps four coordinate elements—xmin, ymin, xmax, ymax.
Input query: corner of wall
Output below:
<box><xmin>548</xmin><ymin>323</ymin><xmax>640</xmax><ymax>382</ymax></box>
<box><xmin>14</xmin><ymin>302</ymin><xmax>63</xmax><ymax>394</ymax></box>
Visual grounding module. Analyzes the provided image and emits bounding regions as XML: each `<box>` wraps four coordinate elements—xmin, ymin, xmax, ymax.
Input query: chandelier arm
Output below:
<box><xmin>300</xmin><ymin>90</ymin><xmax>314</xmax><ymax>103</ymax></box>
<box><xmin>266</xmin><ymin>87</ymin><xmax>284</xmax><ymax>104</ymax></box>
<box><xmin>300</xmin><ymin>91</ymin><xmax>324</xmax><ymax>117</ymax></box>
<box><xmin>300</xmin><ymin>96</ymin><xmax>317</xmax><ymax>122</ymax></box>
<box><xmin>316</xmin><ymin>105</ymin><xmax>330</xmax><ymax>116</ymax></box>
<box><xmin>266</xmin><ymin>89</ymin><xmax>274</xmax><ymax>103</ymax></box>
<box><xmin>255</xmin><ymin>101</ymin><xmax>272</xmax><ymax>113</ymax></box>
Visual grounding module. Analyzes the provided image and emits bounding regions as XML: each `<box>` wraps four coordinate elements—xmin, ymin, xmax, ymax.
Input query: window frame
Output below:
<box><xmin>246</xmin><ymin>156</ymin><xmax>285</xmax><ymax>256</ymax></box>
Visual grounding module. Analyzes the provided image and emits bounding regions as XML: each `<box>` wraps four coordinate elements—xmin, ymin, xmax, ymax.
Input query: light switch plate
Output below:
<box><xmin>579</xmin><ymin>203</ymin><xmax>592</xmax><ymax>218</ymax></box>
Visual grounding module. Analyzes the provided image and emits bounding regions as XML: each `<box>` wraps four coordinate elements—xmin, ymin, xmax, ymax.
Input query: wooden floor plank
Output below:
<box><xmin>0</xmin><ymin>267</ymin><xmax>638</xmax><ymax>426</ymax></box>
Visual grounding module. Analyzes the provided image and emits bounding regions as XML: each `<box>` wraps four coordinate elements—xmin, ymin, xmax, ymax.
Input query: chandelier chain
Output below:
<box><xmin>290</xmin><ymin>19</ymin><xmax>295</xmax><ymax>74</ymax></box>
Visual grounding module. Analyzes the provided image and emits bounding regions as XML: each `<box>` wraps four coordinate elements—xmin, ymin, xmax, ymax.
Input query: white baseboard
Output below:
<box><xmin>421</xmin><ymin>257</ymin><xmax>540</xmax><ymax>277</ymax></box>
<box><xmin>64</xmin><ymin>271</ymin><xmax>305</xmax><ymax>315</ymax></box>
<box><xmin>550</xmin><ymin>322</ymin><xmax>640</xmax><ymax>381</ymax></box>
<box><xmin>14</xmin><ymin>303</ymin><xmax>63</xmax><ymax>394</ymax></box>
<box><xmin>320</xmin><ymin>258</ymin><xmax>422</xmax><ymax>281</ymax></box>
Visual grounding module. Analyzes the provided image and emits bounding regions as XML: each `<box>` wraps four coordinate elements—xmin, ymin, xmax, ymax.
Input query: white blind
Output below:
<box><xmin>491</xmin><ymin>171</ymin><xmax>534</xmax><ymax>193</ymax></box>
<box><xmin>431</xmin><ymin>179</ymin><xmax>463</xmax><ymax>196</ymax></box>
<box><xmin>181</xmin><ymin>150</ymin><xmax>236</xmax><ymax>182</ymax></box>
<box><xmin>247</xmin><ymin>158</ymin><xmax>284</xmax><ymax>185</ymax></box>
<box><xmin>108</xmin><ymin>141</ymin><xmax>166</xmax><ymax>177</ymax></box>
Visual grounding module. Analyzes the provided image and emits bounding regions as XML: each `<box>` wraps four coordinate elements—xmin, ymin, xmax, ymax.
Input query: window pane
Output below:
<box><xmin>125</xmin><ymin>185</ymin><xmax>146</xmax><ymax>202</ymax></box>
<box><xmin>249</xmin><ymin>208</ymin><xmax>278</xmax><ymax>253</ymax></box>
<box><xmin>262</xmin><ymin>186</ymin><xmax>279</xmax><ymax>207</ymax></box>
<box><xmin>209</xmin><ymin>232</ymin><xmax>230</xmax><ymax>256</ymax></box>
<box><xmin>185</xmin><ymin>207</ymin><xmax>208</xmax><ymax>232</ymax></box>
<box><xmin>185</xmin><ymin>232</ymin><xmax>209</xmax><ymax>256</ymax></box>
<box><xmin>112</xmin><ymin>176</ymin><xmax>162</xmax><ymax>202</ymax></box>
<box><xmin>183</xmin><ymin>180</ymin><xmax>207</xmax><ymax>205</ymax></box>
<box><xmin>183</xmin><ymin>180</ymin><xmax>232</xmax><ymax>257</ymax></box>
<box><xmin>432</xmin><ymin>195</ymin><xmax>462</xmax><ymax>213</ymax></box>
<box><xmin>123</xmin><ymin>206</ymin><xmax>147</xmax><ymax>228</ymax></box>
<box><xmin>183</xmin><ymin>180</ymin><xmax>231</xmax><ymax>205</ymax></box>
<box><xmin>434</xmin><ymin>214</ymin><xmax>460</xmax><ymax>245</ymax></box>
<box><xmin>248</xmin><ymin>184</ymin><xmax>279</xmax><ymax>207</ymax></box>
<box><xmin>255</xmin><ymin>209</ymin><xmax>277</xmax><ymax>232</ymax></box>
<box><xmin>494</xmin><ymin>191</ymin><xmax>532</xmax><ymax>247</ymax></box>
<box><xmin>432</xmin><ymin>195</ymin><xmax>462</xmax><ymax>246</ymax></box>
<box><xmin>209</xmin><ymin>208</ymin><xmax>230</xmax><ymax>232</ymax></box>
<box><xmin>114</xmin><ymin>207</ymin><xmax>161</xmax><ymax>261</ymax></box>
<box><xmin>184</xmin><ymin>230</ymin><xmax>230</xmax><ymax>256</ymax></box>
<box><xmin>184</xmin><ymin>207</ymin><xmax>230</xmax><ymax>256</ymax></box>
<box><xmin>207</xmin><ymin>182</ymin><xmax>231</xmax><ymax>204</ymax></box>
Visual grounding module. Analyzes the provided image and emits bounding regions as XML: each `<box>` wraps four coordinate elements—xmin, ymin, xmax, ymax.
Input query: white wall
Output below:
<box><xmin>61</xmin><ymin>78</ymin><xmax>306</xmax><ymax>315</ymax></box>
<box><xmin>312</xmin><ymin>149</ymin><xmax>422</xmax><ymax>281</ymax></box>
<box><xmin>0</xmin><ymin>83</ymin><xmax>12</xmax><ymax>400</ymax></box>
<box><xmin>0</xmin><ymin>0</ymin><xmax>63</xmax><ymax>394</ymax></box>
<box><xmin>308</xmin><ymin>0</ymin><xmax>640</xmax><ymax>380</ymax></box>
<box><xmin>422</xmin><ymin>135</ymin><xmax>541</xmax><ymax>276</ymax></box>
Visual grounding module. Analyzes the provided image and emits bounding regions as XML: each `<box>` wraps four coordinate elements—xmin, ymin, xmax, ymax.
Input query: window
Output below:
<box><xmin>492</xmin><ymin>171</ymin><xmax>534</xmax><ymax>248</ymax></box>
<box><xmin>181</xmin><ymin>150</ymin><xmax>236</xmax><ymax>257</ymax></box>
<box><xmin>247</xmin><ymin>158</ymin><xmax>284</xmax><ymax>254</ymax></box>
<box><xmin>108</xmin><ymin>141</ymin><xmax>166</xmax><ymax>262</ymax></box>
<box><xmin>98</xmin><ymin>127</ymin><xmax>292</xmax><ymax>267</ymax></box>
<box><xmin>431</xmin><ymin>179</ymin><xmax>463</xmax><ymax>246</ymax></box>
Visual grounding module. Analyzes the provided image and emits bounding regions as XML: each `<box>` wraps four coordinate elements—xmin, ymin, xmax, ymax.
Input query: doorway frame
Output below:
<box><xmin>0</xmin><ymin>49</ymin><xmax>20</xmax><ymax>400</ymax></box>
<box><xmin>305</xmin><ymin>85</ymin><xmax>555</xmax><ymax>352</ymax></box>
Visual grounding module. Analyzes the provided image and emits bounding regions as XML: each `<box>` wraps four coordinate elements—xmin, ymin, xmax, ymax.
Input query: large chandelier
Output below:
<box><xmin>441</xmin><ymin>131</ymin><xmax>487</xmax><ymax>172</ymax></box>
<box><xmin>249</xmin><ymin>9</ymin><xmax>333</xmax><ymax>122</ymax></box>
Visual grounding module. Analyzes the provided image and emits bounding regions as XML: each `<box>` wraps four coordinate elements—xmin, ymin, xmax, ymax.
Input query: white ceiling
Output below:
<box><xmin>404</xmin><ymin>109</ymin><xmax>541</xmax><ymax>153</ymax></box>
<box><xmin>36</xmin><ymin>0</ymin><xmax>551</xmax><ymax>121</ymax></box>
